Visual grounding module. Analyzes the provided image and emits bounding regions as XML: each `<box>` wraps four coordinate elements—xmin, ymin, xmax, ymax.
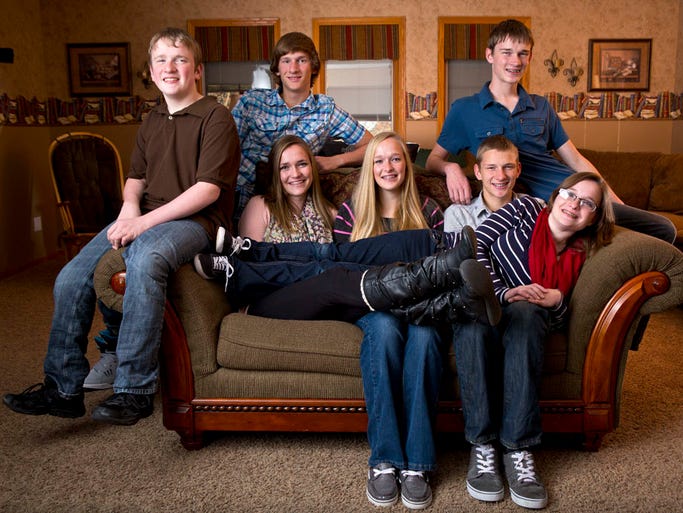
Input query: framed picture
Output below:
<box><xmin>587</xmin><ymin>39</ymin><xmax>652</xmax><ymax>91</ymax></box>
<box><xmin>67</xmin><ymin>43</ymin><xmax>131</xmax><ymax>96</ymax></box>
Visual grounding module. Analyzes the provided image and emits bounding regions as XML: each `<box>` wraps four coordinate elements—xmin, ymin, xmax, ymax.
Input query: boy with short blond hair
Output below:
<box><xmin>4</xmin><ymin>27</ymin><xmax>240</xmax><ymax>426</ymax></box>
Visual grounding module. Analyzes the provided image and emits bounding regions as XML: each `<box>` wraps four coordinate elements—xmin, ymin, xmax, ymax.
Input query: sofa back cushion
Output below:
<box><xmin>649</xmin><ymin>153</ymin><xmax>683</xmax><ymax>214</ymax></box>
<box><xmin>579</xmin><ymin>149</ymin><xmax>659</xmax><ymax>210</ymax></box>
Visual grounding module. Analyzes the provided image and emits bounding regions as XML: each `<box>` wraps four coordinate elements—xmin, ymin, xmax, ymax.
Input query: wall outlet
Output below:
<box><xmin>33</xmin><ymin>216</ymin><xmax>42</xmax><ymax>232</ymax></box>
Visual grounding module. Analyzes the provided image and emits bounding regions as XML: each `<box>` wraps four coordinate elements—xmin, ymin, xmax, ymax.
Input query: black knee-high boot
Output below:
<box><xmin>360</xmin><ymin>226</ymin><xmax>477</xmax><ymax>311</ymax></box>
<box><xmin>390</xmin><ymin>259</ymin><xmax>502</xmax><ymax>326</ymax></box>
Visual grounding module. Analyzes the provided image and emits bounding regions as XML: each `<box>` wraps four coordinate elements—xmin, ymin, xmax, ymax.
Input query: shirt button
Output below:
<box><xmin>168</xmin><ymin>115</ymin><xmax>173</xmax><ymax>120</ymax></box>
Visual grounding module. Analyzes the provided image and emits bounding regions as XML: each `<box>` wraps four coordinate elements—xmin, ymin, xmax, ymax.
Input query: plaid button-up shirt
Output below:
<box><xmin>231</xmin><ymin>89</ymin><xmax>366</xmax><ymax>219</ymax></box>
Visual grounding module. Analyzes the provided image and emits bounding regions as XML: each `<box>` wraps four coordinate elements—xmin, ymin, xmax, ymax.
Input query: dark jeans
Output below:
<box><xmin>612</xmin><ymin>202</ymin><xmax>676</xmax><ymax>244</ymax></box>
<box><xmin>231</xmin><ymin>229</ymin><xmax>446</xmax><ymax>306</ymax></box>
<box><xmin>452</xmin><ymin>302</ymin><xmax>550</xmax><ymax>450</ymax></box>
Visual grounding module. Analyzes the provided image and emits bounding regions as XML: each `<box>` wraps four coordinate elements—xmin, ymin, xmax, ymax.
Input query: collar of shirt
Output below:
<box><xmin>478</xmin><ymin>81</ymin><xmax>537</xmax><ymax>114</ymax></box>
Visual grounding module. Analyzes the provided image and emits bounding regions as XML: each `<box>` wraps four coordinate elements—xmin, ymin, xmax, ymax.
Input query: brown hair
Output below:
<box><xmin>487</xmin><ymin>19</ymin><xmax>534</xmax><ymax>52</ymax></box>
<box><xmin>476</xmin><ymin>135</ymin><xmax>519</xmax><ymax>165</ymax></box>
<box><xmin>269</xmin><ymin>32</ymin><xmax>321</xmax><ymax>88</ymax></box>
<box><xmin>264</xmin><ymin>135</ymin><xmax>334</xmax><ymax>233</ymax></box>
<box><xmin>148</xmin><ymin>27</ymin><xmax>202</xmax><ymax>68</ymax></box>
<box><xmin>547</xmin><ymin>172</ymin><xmax>615</xmax><ymax>254</ymax></box>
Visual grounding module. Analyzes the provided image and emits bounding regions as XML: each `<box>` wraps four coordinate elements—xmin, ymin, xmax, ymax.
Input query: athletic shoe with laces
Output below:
<box><xmin>83</xmin><ymin>351</ymin><xmax>118</xmax><ymax>390</ymax></box>
<box><xmin>366</xmin><ymin>463</ymin><xmax>398</xmax><ymax>507</ymax></box>
<box><xmin>399</xmin><ymin>469</ymin><xmax>432</xmax><ymax>510</ymax></box>
<box><xmin>466</xmin><ymin>443</ymin><xmax>504</xmax><ymax>502</ymax></box>
<box><xmin>215</xmin><ymin>226</ymin><xmax>251</xmax><ymax>256</ymax></box>
<box><xmin>91</xmin><ymin>392</ymin><xmax>154</xmax><ymax>426</ymax></box>
<box><xmin>193</xmin><ymin>253</ymin><xmax>234</xmax><ymax>291</ymax></box>
<box><xmin>503</xmin><ymin>450</ymin><xmax>548</xmax><ymax>509</ymax></box>
<box><xmin>3</xmin><ymin>379</ymin><xmax>85</xmax><ymax>418</ymax></box>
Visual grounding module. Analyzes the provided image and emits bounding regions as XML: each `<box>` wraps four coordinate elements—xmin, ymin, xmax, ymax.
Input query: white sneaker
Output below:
<box><xmin>83</xmin><ymin>352</ymin><xmax>118</xmax><ymax>390</ymax></box>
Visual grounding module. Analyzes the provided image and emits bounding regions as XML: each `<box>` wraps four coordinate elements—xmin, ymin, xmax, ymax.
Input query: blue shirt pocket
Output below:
<box><xmin>519</xmin><ymin>118</ymin><xmax>545</xmax><ymax>137</ymax></box>
<box><xmin>475</xmin><ymin>126</ymin><xmax>504</xmax><ymax>139</ymax></box>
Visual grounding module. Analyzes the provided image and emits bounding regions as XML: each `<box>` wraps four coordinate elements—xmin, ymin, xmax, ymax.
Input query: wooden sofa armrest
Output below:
<box><xmin>580</xmin><ymin>271</ymin><xmax>670</xmax><ymax>437</ymax></box>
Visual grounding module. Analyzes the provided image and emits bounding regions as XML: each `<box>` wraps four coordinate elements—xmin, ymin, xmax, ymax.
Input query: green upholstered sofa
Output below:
<box><xmin>94</xmin><ymin>151</ymin><xmax>683</xmax><ymax>451</ymax></box>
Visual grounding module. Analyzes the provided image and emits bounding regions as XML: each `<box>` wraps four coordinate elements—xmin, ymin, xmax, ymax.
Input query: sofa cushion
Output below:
<box><xmin>649</xmin><ymin>154</ymin><xmax>683</xmax><ymax>214</ymax></box>
<box><xmin>217</xmin><ymin>313</ymin><xmax>364</xmax><ymax>377</ymax></box>
<box><xmin>580</xmin><ymin>149</ymin><xmax>659</xmax><ymax>210</ymax></box>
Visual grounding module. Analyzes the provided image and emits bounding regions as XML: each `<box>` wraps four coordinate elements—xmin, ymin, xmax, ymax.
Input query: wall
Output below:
<box><xmin>1</xmin><ymin>0</ymin><xmax>682</xmax><ymax>274</ymax></box>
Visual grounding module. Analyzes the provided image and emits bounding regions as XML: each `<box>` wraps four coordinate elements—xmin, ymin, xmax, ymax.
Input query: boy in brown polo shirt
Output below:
<box><xmin>3</xmin><ymin>27</ymin><xmax>240</xmax><ymax>425</ymax></box>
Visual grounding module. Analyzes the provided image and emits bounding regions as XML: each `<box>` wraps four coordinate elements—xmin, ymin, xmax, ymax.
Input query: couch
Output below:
<box><xmin>93</xmin><ymin>149</ymin><xmax>683</xmax><ymax>451</ymax></box>
<box><xmin>579</xmin><ymin>149</ymin><xmax>683</xmax><ymax>249</ymax></box>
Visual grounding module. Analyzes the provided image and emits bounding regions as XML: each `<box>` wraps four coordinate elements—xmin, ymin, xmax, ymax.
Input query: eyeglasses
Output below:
<box><xmin>557</xmin><ymin>188</ymin><xmax>598</xmax><ymax>212</ymax></box>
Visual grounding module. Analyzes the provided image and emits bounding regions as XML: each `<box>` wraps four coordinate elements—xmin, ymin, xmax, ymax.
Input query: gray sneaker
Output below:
<box><xmin>366</xmin><ymin>463</ymin><xmax>398</xmax><ymax>507</ymax></box>
<box><xmin>83</xmin><ymin>351</ymin><xmax>118</xmax><ymax>390</ymax></box>
<box><xmin>399</xmin><ymin>470</ymin><xmax>432</xmax><ymax>510</ymax></box>
<box><xmin>466</xmin><ymin>443</ymin><xmax>504</xmax><ymax>502</ymax></box>
<box><xmin>503</xmin><ymin>450</ymin><xmax>548</xmax><ymax>509</ymax></box>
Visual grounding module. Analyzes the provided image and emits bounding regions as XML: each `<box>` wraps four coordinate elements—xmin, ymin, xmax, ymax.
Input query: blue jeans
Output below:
<box><xmin>43</xmin><ymin>220</ymin><xmax>210</xmax><ymax>397</ymax></box>
<box><xmin>358</xmin><ymin>312</ymin><xmax>444</xmax><ymax>471</ymax></box>
<box><xmin>452</xmin><ymin>302</ymin><xmax>550</xmax><ymax>450</ymax></box>
<box><xmin>231</xmin><ymin>229</ymin><xmax>446</xmax><ymax>304</ymax></box>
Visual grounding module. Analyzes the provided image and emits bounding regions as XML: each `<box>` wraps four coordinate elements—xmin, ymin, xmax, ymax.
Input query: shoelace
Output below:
<box><xmin>371</xmin><ymin>466</ymin><xmax>396</xmax><ymax>479</ymax></box>
<box><xmin>231</xmin><ymin>236</ymin><xmax>251</xmax><ymax>256</ymax></box>
<box><xmin>474</xmin><ymin>444</ymin><xmax>498</xmax><ymax>475</ymax></box>
<box><xmin>400</xmin><ymin>470</ymin><xmax>426</xmax><ymax>480</ymax></box>
<box><xmin>212</xmin><ymin>255</ymin><xmax>235</xmax><ymax>292</ymax></box>
<box><xmin>510</xmin><ymin>450</ymin><xmax>539</xmax><ymax>483</ymax></box>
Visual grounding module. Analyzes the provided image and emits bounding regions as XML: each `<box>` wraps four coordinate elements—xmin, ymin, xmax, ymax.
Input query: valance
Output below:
<box><xmin>194</xmin><ymin>26</ymin><xmax>275</xmax><ymax>62</ymax></box>
<box><xmin>443</xmin><ymin>24</ymin><xmax>495</xmax><ymax>60</ymax></box>
<box><xmin>318</xmin><ymin>24</ymin><xmax>399</xmax><ymax>60</ymax></box>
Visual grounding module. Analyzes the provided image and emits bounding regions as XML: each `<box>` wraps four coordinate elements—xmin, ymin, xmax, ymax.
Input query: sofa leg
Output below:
<box><xmin>178</xmin><ymin>430</ymin><xmax>205</xmax><ymax>450</ymax></box>
<box><xmin>582</xmin><ymin>432</ymin><xmax>604</xmax><ymax>452</ymax></box>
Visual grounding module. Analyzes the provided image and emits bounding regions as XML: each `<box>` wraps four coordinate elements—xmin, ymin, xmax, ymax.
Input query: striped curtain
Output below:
<box><xmin>444</xmin><ymin>24</ymin><xmax>495</xmax><ymax>60</ymax></box>
<box><xmin>318</xmin><ymin>24</ymin><xmax>399</xmax><ymax>60</ymax></box>
<box><xmin>194</xmin><ymin>26</ymin><xmax>275</xmax><ymax>62</ymax></box>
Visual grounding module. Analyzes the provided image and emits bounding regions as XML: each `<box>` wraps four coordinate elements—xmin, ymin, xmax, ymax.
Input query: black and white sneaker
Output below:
<box><xmin>193</xmin><ymin>253</ymin><xmax>235</xmax><ymax>291</ymax></box>
<box><xmin>215</xmin><ymin>226</ymin><xmax>251</xmax><ymax>256</ymax></box>
<box><xmin>503</xmin><ymin>450</ymin><xmax>548</xmax><ymax>509</ymax></box>
<box><xmin>366</xmin><ymin>463</ymin><xmax>398</xmax><ymax>507</ymax></box>
<box><xmin>466</xmin><ymin>443</ymin><xmax>504</xmax><ymax>502</ymax></box>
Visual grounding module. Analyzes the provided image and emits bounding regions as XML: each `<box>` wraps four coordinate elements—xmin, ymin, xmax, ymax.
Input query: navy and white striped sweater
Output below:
<box><xmin>474</xmin><ymin>195</ymin><xmax>568</xmax><ymax>327</ymax></box>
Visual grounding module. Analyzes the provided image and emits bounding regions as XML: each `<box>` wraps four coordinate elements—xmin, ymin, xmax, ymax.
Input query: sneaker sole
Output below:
<box><xmin>466</xmin><ymin>482</ymin><xmax>504</xmax><ymax>502</ymax></box>
<box><xmin>193</xmin><ymin>254</ymin><xmax>213</xmax><ymax>280</ymax></box>
<box><xmin>401</xmin><ymin>492</ymin><xmax>432</xmax><ymax>510</ymax></box>
<box><xmin>460</xmin><ymin>259</ymin><xmax>502</xmax><ymax>326</ymax></box>
<box><xmin>216</xmin><ymin>226</ymin><xmax>226</xmax><ymax>254</ymax></box>
<box><xmin>366</xmin><ymin>489</ymin><xmax>398</xmax><ymax>507</ymax></box>
<box><xmin>83</xmin><ymin>382</ymin><xmax>114</xmax><ymax>391</ymax></box>
<box><xmin>510</xmin><ymin>489</ymin><xmax>548</xmax><ymax>509</ymax></box>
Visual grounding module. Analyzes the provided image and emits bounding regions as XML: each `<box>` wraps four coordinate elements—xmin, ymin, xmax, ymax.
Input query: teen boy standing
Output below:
<box><xmin>3</xmin><ymin>28</ymin><xmax>240</xmax><ymax>426</ymax></box>
<box><xmin>428</xmin><ymin>19</ymin><xmax>675</xmax><ymax>243</ymax></box>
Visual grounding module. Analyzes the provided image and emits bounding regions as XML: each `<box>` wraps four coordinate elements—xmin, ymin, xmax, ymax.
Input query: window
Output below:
<box><xmin>188</xmin><ymin>19</ymin><xmax>280</xmax><ymax>108</ymax></box>
<box><xmin>313</xmin><ymin>17</ymin><xmax>406</xmax><ymax>137</ymax></box>
<box><xmin>325</xmin><ymin>60</ymin><xmax>393</xmax><ymax>134</ymax></box>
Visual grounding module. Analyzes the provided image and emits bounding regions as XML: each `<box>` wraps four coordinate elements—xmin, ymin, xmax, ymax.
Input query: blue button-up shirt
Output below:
<box><xmin>231</xmin><ymin>89</ymin><xmax>367</xmax><ymax>217</ymax></box>
<box><xmin>437</xmin><ymin>82</ymin><xmax>573</xmax><ymax>200</ymax></box>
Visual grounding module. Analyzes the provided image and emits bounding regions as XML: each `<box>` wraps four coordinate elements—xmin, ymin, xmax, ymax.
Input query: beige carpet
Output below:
<box><xmin>1</xmin><ymin>257</ymin><xmax>681</xmax><ymax>513</ymax></box>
